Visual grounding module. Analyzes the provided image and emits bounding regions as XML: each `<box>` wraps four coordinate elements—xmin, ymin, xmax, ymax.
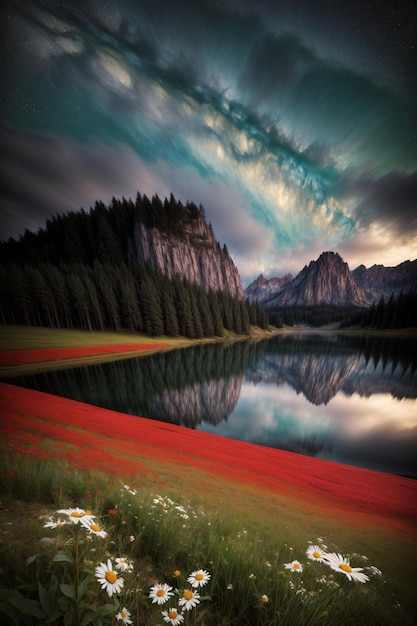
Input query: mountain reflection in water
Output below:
<box><xmin>5</xmin><ymin>333</ymin><xmax>417</xmax><ymax>478</ymax></box>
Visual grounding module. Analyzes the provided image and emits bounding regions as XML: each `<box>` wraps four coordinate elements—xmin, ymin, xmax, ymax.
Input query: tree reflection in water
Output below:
<box><xmin>5</xmin><ymin>334</ymin><xmax>417</xmax><ymax>477</ymax></box>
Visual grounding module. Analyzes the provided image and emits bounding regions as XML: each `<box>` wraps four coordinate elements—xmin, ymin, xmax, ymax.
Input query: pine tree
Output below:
<box><xmin>160</xmin><ymin>283</ymin><xmax>179</xmax><ymax>336</ymax></box>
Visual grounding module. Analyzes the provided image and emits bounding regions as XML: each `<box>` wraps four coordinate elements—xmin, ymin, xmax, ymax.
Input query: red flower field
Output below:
<box><xmin>1</xmin><ymin>376</ymin><xmax>417</xmax><ymax>537</ymax></box>
<box><xmin>0</xmin><ymin>344</ymin><xmax>168</xmax><ymax>366</ymax></box>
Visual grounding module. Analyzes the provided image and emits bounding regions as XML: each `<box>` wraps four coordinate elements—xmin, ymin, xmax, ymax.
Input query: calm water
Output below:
<box><xmin>5</xmin><ymin>333</ymin><xmax>417</xmax><ymax>478</ymax></box>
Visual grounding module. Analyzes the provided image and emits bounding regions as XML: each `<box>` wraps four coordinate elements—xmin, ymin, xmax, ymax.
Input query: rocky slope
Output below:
<box><xmin>245</xmin><ymin>273</ymin><xmax>293</xmax><ymax>303</ymax></box>
<box><xmin>352</xmin><ymin>259</ymin><xmax>417</xmax><ymax>301</ymax></box>
<box><xmin>128</xmin><ymin>213</ymin><xmax>243</xmax><ymax>298</ymax></box>
<box><xmin>246</xmin><ymin>251</ymin><xmax>369</xmax><ymax>308</ymax></box>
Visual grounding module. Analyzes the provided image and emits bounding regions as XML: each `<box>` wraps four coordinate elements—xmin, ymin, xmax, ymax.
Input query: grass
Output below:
<box><xmin>0</xmin><ymin>325</ymin><xmax>183</xmax><ymax>351</ymax></box>
<box><xmin>0</xmin><ymin>453</ymin><xmax>411</xmax><ymax>626</ymax></box>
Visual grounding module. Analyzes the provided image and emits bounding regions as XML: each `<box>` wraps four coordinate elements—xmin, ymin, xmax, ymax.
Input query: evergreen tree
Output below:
<box><xmin>160</xmin><ymin>283</ymin><xmax>179</xmax><ymax>336</ymax></box>
<box><xmin>67</xmin><ymin>269</ymin><xmax>92</xmax><ymax>331</ymax></box>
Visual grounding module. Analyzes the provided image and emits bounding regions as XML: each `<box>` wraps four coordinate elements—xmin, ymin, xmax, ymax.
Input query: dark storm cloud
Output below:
<box><xmin>0</xmin><ymin>123</ymin><xmax>172</xmax><ymax>240</ymax></box>
<box><xmin>349</xmin><ymin>171</ymin><xmax>417</xmax><ymax>236</ymax></box>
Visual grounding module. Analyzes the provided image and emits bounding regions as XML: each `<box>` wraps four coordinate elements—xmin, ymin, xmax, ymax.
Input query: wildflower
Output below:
<box><xmin>116</xmin><ymin>607</ymin><xmax>133</xmax><ymax>625</ymax></box>
<box><xmin>129</xmin><ymin>535</ymin><xmax>135</xmax><ymax>542</ymax></box>
<box><xmin>44</xmin><ymin>516</ymin><xmax>66</xmax><ymax>529</ymax></box>
<box><xmin>174</xmin><ymin>570</ymin><xmax>181</xmax><ymax>577</ymax></box>
<box><xmin>261</xmin><ymin>594</ymin><xmax>269</xmax><ymax>603</ymax></box>
<box><xmin>324</xmin><ymin>553</ymin><xmax>369</xmax><ymax>583</ymax></box>
<box><xmin>264</xmin><ymin>560</ymin><xmax>271</xmax><ymax>568</ymax></box>
<box><xmin>108</xmin><ymin>508</ymin><xmax>118</xmax><ymax>516</ymax></box>
<box><xmin>122</xmin><ymin>484</ymin><xmax>137</xmax><ymax>495</ymax></box>
<box><xmin>95</xmin><ymin>559</ymin><xmax>124</xmax><ymax>597</ymax></box>
<box><xmin>248</xmin><ymin>573</ymin><xmax>256</xmax><ymax>579</ymax></box>
<box><xmin>367</xmin><ymin>565</ymin><xmax>382</xmax><ymax>576</ymax></box>
<box><xmin>187</xmin><ymin>569</ymin><xmax>211</xmax><ymax>588</ymax></box>
<box><xmin>227</xmin><ymin>583</ymin><xmax>233</xmax><ymax>590</ymax></box>
<box><xmin>306</xmin><ymin>545</ymin><xmax>327</xmax><ymax>563</ymax></box>
<box><xmin>162</xmin><ymin>608</ymin><xmax>184</xmax><ymax>625</ymax></box>
<box><xmin>81</xmin><ymin>518</ymin><xmax>107</xmax><ymax>538</ymax></box>
<box><xmin>284</xmin><ymin>560</ymin><xmax>303</xmax><ymax>573</ymax></box>
<box><xmin>149</xmin><ymin>583</ymin><xmax>174</xmax><ymax>605</ymax></box>
<box><xmin>115</xmin><ymin>557</ymin><xmax>134</xmax><ymax>572</ymax></box>
<box><xmin>178</xmin><ymin>589</ymin><xmax>201</xmax><ymax>610</ymax></box>
<box><xmin>57</xmin><ymin>507</ymin><xmax>95</xmax><ymax>525</ymax></box>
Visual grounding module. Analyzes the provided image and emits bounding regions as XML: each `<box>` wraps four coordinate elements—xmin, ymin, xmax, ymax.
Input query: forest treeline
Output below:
<box><xmin>0</xmin><ymin>193</ymin><xmax>268</xmax><ymax>337</ymax></box>
<box><xmin>266</xmin><ymin>287</ymin><xmax>417</xmax><ymax>330</ymax></box>
<box><xmin>339</xmin><ymin>289</ymin><xmax>417</xmax><ymax>330</ymax></box>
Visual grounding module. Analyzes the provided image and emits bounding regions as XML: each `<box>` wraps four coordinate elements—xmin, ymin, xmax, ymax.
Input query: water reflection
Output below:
<box><xmin>5</xmin><ymin>333</ymin><xmax>417</xmax><ymax>477</ymax></box>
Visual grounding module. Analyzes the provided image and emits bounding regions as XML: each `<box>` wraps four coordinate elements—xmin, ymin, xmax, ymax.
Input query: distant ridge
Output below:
<box><xmin>245</xmin><ymin>251</ymin><xmax>417</xmax><ymax>308</ymax></box>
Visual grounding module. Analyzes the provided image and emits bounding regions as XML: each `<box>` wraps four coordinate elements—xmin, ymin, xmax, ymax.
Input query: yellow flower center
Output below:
<box><xmin>121</xmin><ymin>609</ymin><xmax>127</xmax><ymax>618</ymax></box>
<box><xmin>313</xmin><ymin>551</ymin><xmax>321</xmax><ymax>559</ymax></box>
<box><xmin>174</xmin><ymin>570</ymin><xmax>181</xmax><ymax>577</ymax></box>
<box><xmin>56</xmin><ymin>521</ymin><xmax>62</xmax><ymax>527</ymax></box>
<box><xmin>90</xmin><ymin>523</ymin><xmax>101</xmax><ymax>532</ymax></box>
<box><xmin>183</xmin><ymin>590</ymin><xmax>193</xmax><ymax>600</ymax></box>
<box><xmin>106</xmin><ymin>570</ymin><xmax>117</xmax><ymax>584</ymax></box>
<box><xmin>293</xmin><ymin>563</ymin><xmax>300</xmax><ymax>569</ymax></box>
<box><xmin>156</xmin><ymin>589</ymin><xmax>166</xmax><ymax>597</ymax></box>
<box><xmin>169</xmin><ymin>610</ymin><xmax>178</xmax><ymax>618</ymax></box>
<box><xmin>196</xmin><ymin>573</ymin><xmax>204</xmax><ymax>581</ymax></box>
<box><xmin>339</xmin><ymin>563</ymin><xmax>352</xmax><ymax>573</ymax></box>
<box><xmin>71</xmin><ymin>511</ymin><xmax>82</xmax><ymax>518</ymax></box>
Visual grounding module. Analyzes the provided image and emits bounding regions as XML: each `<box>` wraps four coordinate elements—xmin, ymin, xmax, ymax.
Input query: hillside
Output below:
<box><xmin>0</xmin><ymin>193</ymin><xmax>268</xmax><ymax>337</ymax></box>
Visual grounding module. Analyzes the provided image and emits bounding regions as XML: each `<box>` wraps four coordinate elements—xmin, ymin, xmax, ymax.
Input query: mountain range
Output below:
<box><xmin>245</xmin><ymin>251</ymin><xmax>417</xmax><ymax>308</ymax></box>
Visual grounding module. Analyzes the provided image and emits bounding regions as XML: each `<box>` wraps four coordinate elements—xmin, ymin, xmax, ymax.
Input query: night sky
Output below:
<box><xmin>1</xmin><ymin>0</ymin><xmax>416</xmax><ymax>284</ymax></box>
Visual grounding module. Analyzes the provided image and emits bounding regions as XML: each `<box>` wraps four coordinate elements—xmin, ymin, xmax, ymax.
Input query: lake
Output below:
<box><xmin>5</xmin><ymin>332</ymin><xmax>417</xmax><ymax>478</ymax></box>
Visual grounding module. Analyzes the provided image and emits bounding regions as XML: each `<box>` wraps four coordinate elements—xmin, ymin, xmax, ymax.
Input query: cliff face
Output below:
<box><xmin>127</xmin><ymin>215</ymin><xmax>244</xmax><ymax>298</ymax></box>
<box><xmin>247</xmin><ymin>251</ymin><xmax>368</xmax><ymax>308</ymax></box>
<box><xmin>352</xmin><ymin>259</ymin><xmax>417</xmax><ymax>301</ymax></box>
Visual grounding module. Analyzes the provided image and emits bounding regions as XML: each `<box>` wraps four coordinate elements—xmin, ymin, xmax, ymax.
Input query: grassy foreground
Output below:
<box><xmin>1</xmin><ymin>325</ymin><xmax>417</xmax><ymax>624</ymax></box>
<box><xmin>1</xmin><ymin>451</ymin><xmax>414</xmax><ymax>626</ymax></box>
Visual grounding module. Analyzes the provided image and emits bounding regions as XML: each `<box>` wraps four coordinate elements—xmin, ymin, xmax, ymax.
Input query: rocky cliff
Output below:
<box><xmin>352</xmin><ymin>259</ymin><xmax>417</xmax><ymax>301</ymax></box>
<box><xmin>127</xmin><ymin>211</ymin><xmax>243</xmax><ymax>298</ymax></box>
<box><xmin>246</xmin><ymin>251</ymin><xmax>369</xmax><ymax>308</ymax></box>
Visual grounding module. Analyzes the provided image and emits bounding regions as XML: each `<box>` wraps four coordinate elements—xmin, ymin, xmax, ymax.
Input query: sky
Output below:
<box><xmin>1</xmin><ymin>0</ymin><xmax>416</xmax><ymax>285</ymax></box>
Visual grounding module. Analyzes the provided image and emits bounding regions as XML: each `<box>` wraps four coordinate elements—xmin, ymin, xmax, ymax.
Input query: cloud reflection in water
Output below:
<box><xmin>198</xmin><ymin>381</ymin><xmax>417</xmax><ymax>478</ymax></box>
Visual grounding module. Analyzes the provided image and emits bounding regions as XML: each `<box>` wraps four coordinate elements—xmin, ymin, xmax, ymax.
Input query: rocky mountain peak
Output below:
<box><xmin>246</xmin><ymin>250</ymin><xmax>369</xmax><ymax>308</ymax></box>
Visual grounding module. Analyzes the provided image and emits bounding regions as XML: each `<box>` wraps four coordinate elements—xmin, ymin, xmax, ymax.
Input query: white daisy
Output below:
<box><xmin>80</xmin><ymin>518</ymin><xmax>107</xmax><ymax>538</ymax></box>
<box><xmin>284</xmin><ymin>560</ymin><xmax>303</xmax><ymax>573</ymax></box>
<box><xmin>115</xmin><ymin>557</ymin><xmax>134</xmax><ymax>572</ymax></box>
<box><xmin>162</xmin><ymin>608</ymin><xmax>184</xmax><ymax>625</ymax></box>
<box><xmin>187</xmin><ymin>569</ymin><xmax>211</xmax><ymax>588</ymax></box>
<box><xmin>149</xmin><ymin>583</ymin><xmax>174</xmax><ymax>605</ymax></box>
<box><xmin>324</xmin><ymin>553</ymin><xmax>369</xmax><ymax>583</ymax></box>
<box><xmin>95</xmin><ymin>559</ymin><xmax>124</xmax><ymax>596</ymax></box>
<box><xmin>57</xmin><ymin>507</ymin><xmax>95</xmax><ymax>525</ymax></box>
<box><xmin>306</xmin><ymin>545</ymin><xmax>328</xmax><ymax>563</ymax></box>
<box><xmin>43</xmin><ymin>516</ymin><xmax>66</xmax><ymax>529</ymax></box>
<box><xmin>116</xmin><ymin>607</ymin><xmax>133</xmax><ymax>625</ymax></box>
<box><xmin>178</xmin><ymin>589</ymin><xmax>200</xmax><ymax>611</ymax></box>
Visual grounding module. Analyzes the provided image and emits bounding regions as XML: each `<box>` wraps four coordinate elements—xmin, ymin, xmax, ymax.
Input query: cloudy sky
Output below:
<box><xmin>1</xmin><ymin>0</ymin><xmax>416</xmax><ymax>284</ymax></box>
